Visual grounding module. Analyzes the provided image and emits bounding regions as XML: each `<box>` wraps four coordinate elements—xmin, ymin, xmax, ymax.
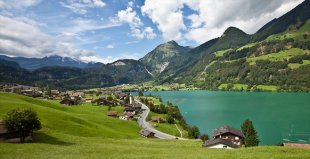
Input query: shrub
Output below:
<box><xmin>4</xmin><ymin>108</ymin><xmax>41</xmax><ymax>143</ymax></box>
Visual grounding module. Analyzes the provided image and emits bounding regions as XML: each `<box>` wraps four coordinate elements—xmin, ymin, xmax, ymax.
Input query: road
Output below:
<box><xmin>136</xmin><ymin>100</ymin><xmax>186</xmax><ymax>140</ymax></box>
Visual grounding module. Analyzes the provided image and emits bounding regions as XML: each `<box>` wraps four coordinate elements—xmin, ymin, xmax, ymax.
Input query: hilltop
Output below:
<box><xmin>0</xmin><ymin>93</ymin><xmax>310</xmax><ymax>159</ymax></box>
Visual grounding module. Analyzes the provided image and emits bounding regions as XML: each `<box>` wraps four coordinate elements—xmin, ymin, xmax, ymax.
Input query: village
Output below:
<box><xmin>0</xmin><ymin>83</ymin><xmax>257</xmax><ymax>149</ymax></box>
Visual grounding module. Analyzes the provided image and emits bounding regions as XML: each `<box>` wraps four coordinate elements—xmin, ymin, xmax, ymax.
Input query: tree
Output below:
<box><xmin>188</xmin><ymin>125</ymin><xmax>200</xmax><ymax>139</ymax></box>
<box><xmin>241</xmin><ymin>119</ymin><xmax>260</xmax><ymax>147</ymax></box>
<box><xmin>107</xmin><ymin>96</ymin><xmax>113</xmax><ymax>101</ymax></box>
<box><xmin>138</xmin><ymin>91</ymin><xmax>143</xmax><ymax>97</ymax></box>
<box><xmin>4</xmin><ymin>108</ymin><xmax>41</xmax><ymax>143</ymax></box>
<box><xmin>167</xmin><ymin>114</ymin><xmax>175</xmax><ymax>124</ymax></box>
<box><xmin>200</xmin><ymin>134</ymin><xmax>209</xmax><ymax>142</ymax></box>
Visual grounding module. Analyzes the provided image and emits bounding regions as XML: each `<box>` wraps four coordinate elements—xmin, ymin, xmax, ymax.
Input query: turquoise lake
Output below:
<box><xmin>142</xmin><ymin>90</ymin><xmax>310</xmax><ymax>145</ymax></box>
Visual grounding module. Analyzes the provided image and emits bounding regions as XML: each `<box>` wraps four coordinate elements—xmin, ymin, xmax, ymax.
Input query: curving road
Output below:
<box><xmin>137</xmin><ymin>100</ymin><xmax>186</xmax><ymax>140</ymax></box>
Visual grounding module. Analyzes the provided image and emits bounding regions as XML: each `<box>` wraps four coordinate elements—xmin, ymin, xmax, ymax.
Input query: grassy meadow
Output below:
<box><xmin>0</xmin><ymin>93</ymin><xmax>310</xmax><ymax>159</ymax></box>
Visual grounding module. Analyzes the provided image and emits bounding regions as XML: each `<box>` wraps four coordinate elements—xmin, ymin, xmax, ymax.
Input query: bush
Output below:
<box><xmin>200</xmin><ymin>134</ymin><xmax>209</xmax><ymax>142</ymax></box>
<box><xmin>188</xmin><ymin>125</ymin><xmax>200</xmax><ymax>139</ymax></box>
<box><xmin>4</xmin><ymin>108</ymin><xmax>41</xmax><ymax>143</ymax></box>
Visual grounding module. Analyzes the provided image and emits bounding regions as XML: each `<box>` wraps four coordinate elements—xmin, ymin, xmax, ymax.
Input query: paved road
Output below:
<box><xmin>137</xmin><ymin>100</ymin><xmax>186</xmax><ymax>140</ymax></box>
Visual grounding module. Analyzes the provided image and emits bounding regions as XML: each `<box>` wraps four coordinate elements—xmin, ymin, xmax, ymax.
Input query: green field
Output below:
<box><xmin>1</xmin><ymin>93</ymin><xmax>310</xmax><ymax>159</ymax></box>
<box><xmin>256</xmin><ymin>85</ymin><xmax>278</xmax><ymax>92</ymax></box>
<box><xmin>247</xmin><ymin>48</ymin><xmax>306</xmax><ymax>65</ymax></box>
<box><xmin>218</xmin><ymin>84</ymin><xmax>248</xmax><ymax>90</ymax></box>
<box><xmin>288</xmin><ymin>60</ymin><xmax>310</xmax><ymax>69</ymax></box>
<box><xmin>214</xmin><ymin>49</ymin><xmax>232</xmax><ymax>57</ymax></box>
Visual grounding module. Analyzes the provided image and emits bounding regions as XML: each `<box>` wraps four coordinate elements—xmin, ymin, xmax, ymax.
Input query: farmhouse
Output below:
<box><xmin>60</xmin><ymin>98</ymin><xmax>76</xmax><ymax>106</ymax></box>
<box><xmin>84</xmin><ymin>98</ymin><xmax>93</xmax><ymax>103</ymax></box>
<box><xmin>151</xmin><ymin>116</ymin><xmax>163</xmax><ymax>123</ymax></box>
<box><xmin>203</xmin><ymin>125</ymin><xmax>244</xmax><ymax>149</ymax></box>
<box><xmin>107</xmin><ymin>111</ymin><xmax>118</xmax><ymax>117</ymax></box>
<box><xmin>139</xmin><ymin>129</ymin><xmax>155</xmax><ymax>138</ymax></box>
<box><xmin>114</xmin><ymin>92</ymin><xmax>128</xmax><ymax>100</ymax></box>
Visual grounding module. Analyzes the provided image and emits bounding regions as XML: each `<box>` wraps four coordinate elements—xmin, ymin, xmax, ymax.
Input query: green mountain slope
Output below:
<box><xmin>1</xmin><ymin>93</ymin><xmax>310</xmax><ymax>159</ymax></box>
<box><xmin>174</xmin><ymin>18</ymin><xmax>310</xmax><ymax>92</ymax></box>
<box><xmin>253</xmin><ymin>0</ymin><xmax>310</xmax><ymax>41</ymax></box>
<box><xmin>151</xmin><ymin>1</ymin><xmax>310</xmax><ymax>92</ymax></box>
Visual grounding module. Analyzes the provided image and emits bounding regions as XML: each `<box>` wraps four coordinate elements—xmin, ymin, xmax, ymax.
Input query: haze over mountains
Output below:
<box><xmin>0</xmin><ymin>0</ymin><xmax>309</xmax><ymax>91</ymax></box>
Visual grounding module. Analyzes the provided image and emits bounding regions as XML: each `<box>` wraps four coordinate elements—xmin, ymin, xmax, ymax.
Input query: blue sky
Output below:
<box><xmin>0</xmin><ymin>0</ymin><xmax>304</xmax><ymax>63</ymax></box>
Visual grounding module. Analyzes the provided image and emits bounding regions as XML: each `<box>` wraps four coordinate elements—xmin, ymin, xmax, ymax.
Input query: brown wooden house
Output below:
<box><xmin>139</xmin><ymin>129</ymin><xmax>155</xmax><ymax>138</ymax></box>
<box><xmin>204</xmin><ymin>125</ymin><xmax>244</xmax><ymax>149</ymax></box>
<box><xmin>107</xmin><ymin>111</ymin><xmax>118</xmax><ymax>117</ymax></box>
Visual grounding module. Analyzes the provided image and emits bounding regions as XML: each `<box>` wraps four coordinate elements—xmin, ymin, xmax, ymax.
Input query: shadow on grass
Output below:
<box><xmin>34</xmin><ymin>132</ymin><xmax>75</xmax><ymax>146</ymax></box>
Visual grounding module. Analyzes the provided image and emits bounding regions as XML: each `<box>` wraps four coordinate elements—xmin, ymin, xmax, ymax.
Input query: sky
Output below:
<box><xmin>0</xmin><ymin>0</ymin><xmax>304</xmax><ymax>63</ymax></box>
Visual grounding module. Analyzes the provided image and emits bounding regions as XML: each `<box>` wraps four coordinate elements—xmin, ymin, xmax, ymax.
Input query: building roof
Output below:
<box><xmin>107</xmin><ymin>111</ymin><xmax>118</xmax><ymax>116</ymax></box>
<box><xmin>151</xmin><ymin>116</ymin><xmax>162</xmax><ymax>121</ymax></box>
<box><xmin>139</xmin><ymin>129</ymin><xmax>155</xmax><ymax>137</ymax></box>
<box><xmin>204</xmin><ymin>138</ymin><xmax>240</xmax><ymax>148</ymax></box>
<box><xmin>213</xmin><ymin>125</ymin><xmax>244</xmax><ymax>138</ymax></box>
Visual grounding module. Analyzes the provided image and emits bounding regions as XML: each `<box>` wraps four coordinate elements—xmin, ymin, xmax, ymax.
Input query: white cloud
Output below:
<box><xmin>60</xmin><ymin>0</ymin><xmax>106</xmax><ymax>14</ymax></box>
<box><xmin>80</xmin><ymin>55</ymin><xmax>114</xmax><ymax>64</ymax></box>
<box><xmin>141</xmin><ymin>0</ymin><xmax>304</xmax><ymax>44</ymax></box>
<box><xmin>0</xmin><ymin>0</ymin><xmax>41</xmax><ymax>9</ymax></box>
<box><xmin>105</xmin><ymin>44</ymin><xmax>114</xmax><ymax>49</ymax></box>
<box><xmin>141</xmin><ymin>0</ymin><xmax>185</xmax><ymax>41</ymax></box>
<box><xmin>0</xmin><ymin>15</ymin><xmax>95</xmax><ymax>59</ymax></box>
<box><xmin>62</xmin><ymin>18</ymin><xmax>121</xmax><ymax>36</ymax></box>
<box><xmin>115</xmin><ymin>2</ymin><xmax>156</xmax><ymax>40</ymax></box>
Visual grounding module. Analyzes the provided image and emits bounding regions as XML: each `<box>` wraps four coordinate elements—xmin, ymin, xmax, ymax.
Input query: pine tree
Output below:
<box><xmin>241</xmin><ymin>119</ymin><xmax>260</xmax><ymax>147</ymax></box>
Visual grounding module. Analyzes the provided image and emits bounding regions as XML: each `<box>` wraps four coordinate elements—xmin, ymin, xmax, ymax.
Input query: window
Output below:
<box><xmin>235</xmin><ymin>136</ymin><xmax>239</xmax><ymax>140</ymax></box>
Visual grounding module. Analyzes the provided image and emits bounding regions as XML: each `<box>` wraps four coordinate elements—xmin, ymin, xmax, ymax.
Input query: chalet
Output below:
<box><xmin>151</xmin><ymin>116</ymin><xmax>163</xmax><ymax>123</ymax></box>
<box><xmin>69</xmin><ymin>92</ymin><xmax>84</xmax><ymax>99</ymax></box>
<box><xmin>107</xmin><ymin>111</ymin><xmax>118</xmax><ymax>117</ymax></box>
<box><xmin>203</xmin><ymin>125</ymin><xmax>244</xmax><ymax>149</ymax></box>
<box><xmin>95</xmin><ymin>98</ymin><xmax>117</xmax><ymax>106</ymax></box>
<box><xmin>21</xmin><ymin>89</ymin><xmax>33</xmax><ymax>95</ymax></box>
<box><xmin>124</xmin><ymin>106</ymin><xmax>135</xmax><ymax>112</ymax></box>
<box><xmin>51</xmin><ymin>90</ymin><xmax>59</xmax><ymax>96</ymax></box>
<box><xmin>120</xmin><ymin>112</ymin><xmax>134</xmax><ymax>120</ymax></box>
<box><xmin>84</xmin><ymin>98</ymin><xmax>93</xmax><ymax>103</ymax></box>
<box><xmin>60</xmin><ymin>98</ymin><xmax>76</xmax><ymax>106</ymax></box>
<box><xmin>139</xmin><ymin>129</ymin><xmax>155</xmax><ymax>138</ymax></box>
<box><xmin>114</xmin><ymin>92</ymin><xmax>128</xmax><ymax>100</ymax></box>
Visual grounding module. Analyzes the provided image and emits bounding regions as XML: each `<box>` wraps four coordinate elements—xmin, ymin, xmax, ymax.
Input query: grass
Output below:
<box><xmin>150</xmin><ymin>122</ymin><xmax>181</xmax><ymax>137</ymax></box>
<box><xmin>266</xmin><ymin>20</ymin><xmax>310</xmax><ymax>42</ymax></box>
<box><xmin>214</xmin><ymin>49</ymin><xmax>232</xmax><ymax>57</ymax></box>
<box><xmin>256</xmin><ymin>85</ymin><xmax>278</xmax><ymax>92</ymax></box>
<box><xmin>247</xmin><ymin>48</ymin><xmax>306</xmax><ymax>65</ymax></box>
<box><xmin>288</xmin><ymin>60</ymin><xmax>310</xmax><ymax>69</ymax></box>
<box><xmin>1</xmin><ymin>93</ymin><xmax>310</xmax><ymax>159</ymax></box>
<box><xmin>218</xmin><ymin>84</ymin><xmax>248</xmax><ymax>90</ymax></box>
<box><xmin>237</xmin><ymin>43</ymin><xmax>257</xmax><ymax>51</ymax></box>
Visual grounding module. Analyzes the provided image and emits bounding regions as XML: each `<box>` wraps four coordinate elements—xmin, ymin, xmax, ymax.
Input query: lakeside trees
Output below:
<box><xmin>241</xmin><ymin>119</ymin><xmax>260</xmax><ymax>147</ymax></box>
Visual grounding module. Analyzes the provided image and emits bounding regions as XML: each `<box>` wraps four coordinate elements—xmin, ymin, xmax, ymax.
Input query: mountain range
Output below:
<box><xmin>0</xmin><ymin>0</ymin><xmax>309</xmax><ymax>91</ymax></box>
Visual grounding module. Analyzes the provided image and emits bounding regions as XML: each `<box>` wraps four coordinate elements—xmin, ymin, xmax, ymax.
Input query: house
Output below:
<box><xmin>120</xmin><ymin>112</ymin><xmax>134</xmax><ymax>120</ymax></box>
<box><xmin>95</xmin><ymin>98</ymin><xmax>116</xmax><ymax>106</ymax></box>
<box><xmin>151</xmin><ymin>116</ymin><xmax>163</xmax><ymax>123</ymax></box>
<box><xmin>84</xmin><ymin>98</ymin><xmax>93</xmax><ymax>103</ymax></box>
<box><xmin>60</xmin><ymin>98</ymin><xmax>76</xmax><ymax>106</ymax></box>
<box><xmin>107</xmin><ymin>111</ymin><xmax>118</xmax><ymax>117</ymax></box>
<box><xmin>51</xmin><ymin>90</ymin><xmax>59</xmax><ymax>95</ymax></box>
<box><xmin>114</xmin><ymin>92</ymin><xmax>128</xmax><ymax>100</ymax></box>
<box><xmin>69</xmin><ymin>92</ymin><xmax>84</xmax><ymax>99</ymax></box>
<box><xmin>139</xmin><ymin>129</ymin><xmax>155</xmax><ymax>138</ymax></box>
<box><xmin>21</xmin><ymin>89</ymin><xmax>33</xmax><ymax>95</ymax></box>
<box><xmin>203</xmin><ymin>125</ymin><xmax>244</xmax><ymax>149</ymax></box>
<box><xmin>124</xmin><ymin>106</ymin><xmax>135</xmax><ymax>112</ymax></box>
